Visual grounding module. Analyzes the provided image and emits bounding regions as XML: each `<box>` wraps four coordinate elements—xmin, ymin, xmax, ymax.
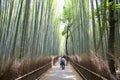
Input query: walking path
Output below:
<box><xmin>39</xmin><ymin>62</ymin><xmax>83</xmax><ymax>80</ymax></box>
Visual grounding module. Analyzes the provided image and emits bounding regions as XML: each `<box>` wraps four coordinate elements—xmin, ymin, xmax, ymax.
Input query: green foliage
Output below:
<box><xmin>62</xmin><ymin>26</ymin><xmax>67</xmax><ymax>35</ymax></box>
<box><xmin>63</xmin><ymin>6</ymin><xmax>72</xmax><ymax>22</ymax></box>
<box><xmin>62</xmin><ymin>0</ymin><xmax>73</xmax><ymax>23</ymax></box>
<box><xmin>114</xmin><ymin>4</ymin><xmax>120</xmax><ymax>9</ymax></box>
<box><xmin>95</xmin><ymin>1</ymin><xmax>120</xmax><ymax>17</ymax></box>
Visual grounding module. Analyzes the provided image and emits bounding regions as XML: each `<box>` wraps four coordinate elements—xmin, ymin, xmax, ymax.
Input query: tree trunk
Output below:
<box><xmin>65</xmin><ymin>25</ymin><xmax>69</xmax><ymax>65</ymax></box>
<box><xmin>107</xmin><ymin>0</ymin><xmax>116</xmax><ymax>75</ymax></box>
<box><xmin>0</xmin><ymin>0</ymin><xmax>1</xmax><ymax>12</ymax></box>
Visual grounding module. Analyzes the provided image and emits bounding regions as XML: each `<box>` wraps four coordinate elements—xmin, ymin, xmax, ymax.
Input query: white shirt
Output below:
<box><xmin>61</xmin><ymin>57</ymin><xmax>65</xmax><ymax>63</ymax></box>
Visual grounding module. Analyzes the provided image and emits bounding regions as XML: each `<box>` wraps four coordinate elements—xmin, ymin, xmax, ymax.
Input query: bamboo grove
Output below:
<box><xmin>62</xmin><ymin>0</ymin><xmax>120</xmax><ymax>75</ymax></box>
<box><xmin>0</xmin><ymin>0</ymin><xmax>60</xmax><ymax>71</ymax></box>
<box><xmin>0</xmin><ymin>0</ymin><xmax>120</xmax><ymax>79</ymax></box>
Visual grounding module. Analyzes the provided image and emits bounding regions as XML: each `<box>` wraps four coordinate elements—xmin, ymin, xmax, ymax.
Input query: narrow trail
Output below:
<box><xmin>39</xmin><ymin>62</ymin><xmax>83</xmax><ymax>80</ymax></box>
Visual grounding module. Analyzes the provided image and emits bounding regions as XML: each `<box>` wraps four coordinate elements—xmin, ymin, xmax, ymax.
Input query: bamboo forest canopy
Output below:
<box><xmin>0</xmin><ymin>0</ymin><xmax>120</xmax><ymax>60</ymax></box>
<box><xmin>62</xmin><ymin>0</ymin><xmax>120</xmax><ymax>57</ymax></box>
<box><xmin>0</xmin><ymin>0</ymin><xmax>62</xmax><ymax>59</ymax></box>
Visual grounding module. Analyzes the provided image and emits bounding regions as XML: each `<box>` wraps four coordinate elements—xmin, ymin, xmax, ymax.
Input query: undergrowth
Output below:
<box><xmin>70</xmin><ymin>53</ymin><xmax>117</xmax><ymax>80</ymax></box>
<box><xmin>0</xmin><ymin>56</ymin><xmax>52</xmax><ymax>80</ymax></box>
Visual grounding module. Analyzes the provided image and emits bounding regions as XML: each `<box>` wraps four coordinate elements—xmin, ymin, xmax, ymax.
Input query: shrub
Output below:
<box><xmin>0</xmin><ymin>56</ymin><xmax>52</xmax><ymax>80</ymax></box>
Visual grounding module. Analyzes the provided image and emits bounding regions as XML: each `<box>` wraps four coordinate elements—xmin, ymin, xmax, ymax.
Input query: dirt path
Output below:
<box><xmin>39</xmin><ymin>62</ymin><xmax>83</xmax><ymax>80</ymax></box>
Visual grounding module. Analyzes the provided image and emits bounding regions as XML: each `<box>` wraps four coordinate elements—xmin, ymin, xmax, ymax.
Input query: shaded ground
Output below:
<box><xmin>39</xmin><ymin>62</ymin><xmax>83</xmax><ymax>80</ymax></box>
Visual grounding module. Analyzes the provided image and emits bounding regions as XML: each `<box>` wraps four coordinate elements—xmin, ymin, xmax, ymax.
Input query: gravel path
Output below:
<box><xmin>39</xmin><ymin>62</ymin><xmax>83</xmax><ymax>80</ymax></box>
